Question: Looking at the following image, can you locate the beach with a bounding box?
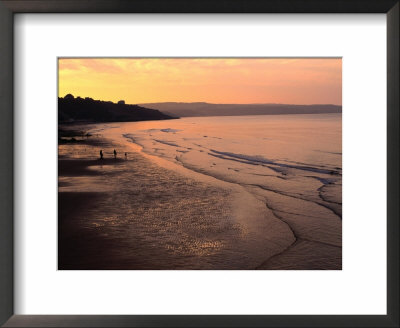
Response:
[59,115,342,270]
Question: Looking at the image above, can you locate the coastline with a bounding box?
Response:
[59,125,294,269]
[59,123,341,270]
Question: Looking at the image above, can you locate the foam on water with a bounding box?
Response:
[118,114,342,209]
[117,114,342,269]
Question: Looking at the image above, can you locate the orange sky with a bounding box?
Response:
[58,58,342,105]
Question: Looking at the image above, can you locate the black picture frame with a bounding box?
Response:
[0,1,398,327]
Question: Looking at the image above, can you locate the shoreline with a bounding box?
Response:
[58,124,341,270]
[58,127,293,269]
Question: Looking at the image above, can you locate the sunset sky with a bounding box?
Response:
[58,58,342,105]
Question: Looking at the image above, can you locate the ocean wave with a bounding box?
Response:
[154,139,180,147]
[209,149,340,175]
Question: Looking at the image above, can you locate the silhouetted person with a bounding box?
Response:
[125,152,127,160]
[100,150,103,160]
[114,149,117,159]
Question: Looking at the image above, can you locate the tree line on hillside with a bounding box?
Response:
[58,94,176,123]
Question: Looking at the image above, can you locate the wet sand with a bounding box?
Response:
[58,130,291,269]
[58,124,341,270]
[58,154,238,269]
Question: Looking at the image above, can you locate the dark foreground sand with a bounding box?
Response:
[58,155,238,269]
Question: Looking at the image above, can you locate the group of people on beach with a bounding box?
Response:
[99,149,128,160]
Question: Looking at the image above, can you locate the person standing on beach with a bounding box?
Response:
[114,149,117,159]
[100,150,103,160]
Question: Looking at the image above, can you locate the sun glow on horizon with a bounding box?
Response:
[58,58,342,105]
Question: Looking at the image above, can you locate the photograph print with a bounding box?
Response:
[58,58,342,270]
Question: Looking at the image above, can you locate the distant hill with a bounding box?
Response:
[139,102,342,117]
[58,95,176,123]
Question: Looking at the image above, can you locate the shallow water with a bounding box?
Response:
[59,114,342,269]
[119,114,341,199]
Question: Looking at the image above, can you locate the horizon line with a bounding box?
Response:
[59,94,342,107]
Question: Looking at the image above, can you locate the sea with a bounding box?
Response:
[59,113,342,269]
